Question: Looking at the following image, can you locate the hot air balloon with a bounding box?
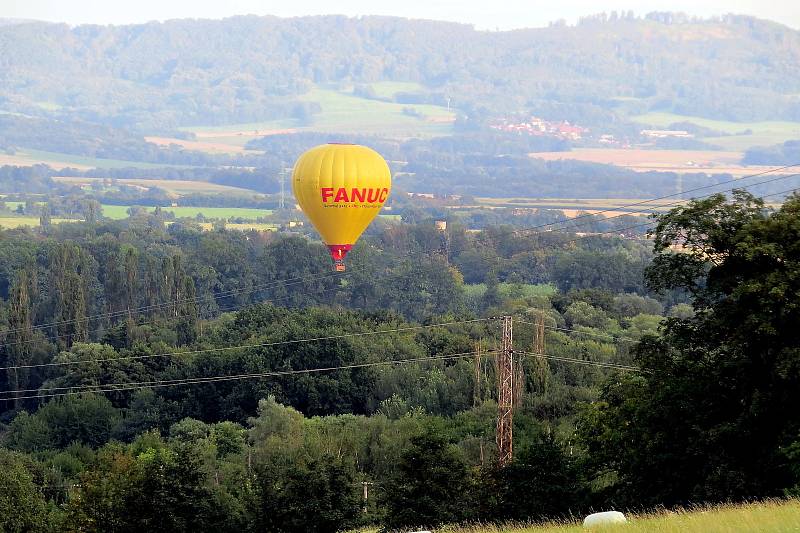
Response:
[292,144,392,271]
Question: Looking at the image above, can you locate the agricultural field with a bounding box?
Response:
[52,176,260,196]
[631,112,800,151]
[183,84,455,143]
[101,205,273,220]
[470,197,684,215]
[144,136,264,155]
[0,214,277,232]
[438,499,800,533]
[0,216,73,228]
[0,149,185,170]
[367,81,428,99]
[530,148,795,176]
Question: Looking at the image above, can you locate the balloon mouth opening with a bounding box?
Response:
[327,244,352,271]
[327,142,355,145]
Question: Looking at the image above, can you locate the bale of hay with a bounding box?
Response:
[583,511,627,527]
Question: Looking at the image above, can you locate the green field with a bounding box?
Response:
[464,283,557,300]
[365,81,427,99]
[185,85,455,138]
[101,205,273,220]
[632,112,800,150]
[53,176,260,196]
[0,214,277,232]
[438,499,800,533]
[0,149,188,170]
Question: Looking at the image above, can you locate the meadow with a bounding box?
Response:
[52,176,260,196]
[100,205,273,220]
[437,499,800,533]
[631,112,800,151]
[0,216,73,228]
[184,84,455,142]
[0,149,187,170]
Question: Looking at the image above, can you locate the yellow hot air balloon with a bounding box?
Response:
[292,143,392,271]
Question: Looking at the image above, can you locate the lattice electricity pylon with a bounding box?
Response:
[496,315,514,467]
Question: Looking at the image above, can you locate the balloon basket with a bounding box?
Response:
[334,261,346,272]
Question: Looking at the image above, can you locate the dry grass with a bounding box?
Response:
[529,148,794,177]
[144,136,264,155]
[52,176,258,196]
[439,499,800,533]
[0,217,74,228]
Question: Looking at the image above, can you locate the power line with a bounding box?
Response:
[509,163,800,235]
[1,168,796,348]
[4,182,795,352]
[0,269,346,338]
[0,318,494,373]
[9,350,499,400]
[0,273,349,351]
[519,171,800,238]
[517,351,642,372]
[541,185,800,248]
[516,321,638,343]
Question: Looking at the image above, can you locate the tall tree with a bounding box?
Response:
[580,192,800,505]
[5,270,33,409]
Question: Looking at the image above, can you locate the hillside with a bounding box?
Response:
[1,13,799,130]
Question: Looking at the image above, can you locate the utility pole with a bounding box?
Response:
[496,315,514,467]
[361,481,373,513]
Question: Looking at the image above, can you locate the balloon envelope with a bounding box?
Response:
[292,143,392,270]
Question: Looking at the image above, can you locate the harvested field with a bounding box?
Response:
[144,136,264,155]
[529,148,791,176]
[53,176,259,196]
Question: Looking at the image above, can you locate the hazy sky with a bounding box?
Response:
[3,0,799,30]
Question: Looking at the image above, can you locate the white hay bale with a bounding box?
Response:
[583,511,627,527]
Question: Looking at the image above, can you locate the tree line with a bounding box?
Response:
[0,192,797,530]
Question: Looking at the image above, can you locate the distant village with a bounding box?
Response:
[489,115,694,146]
[490,116,588,140]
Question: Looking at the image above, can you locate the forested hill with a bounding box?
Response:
[1,13,799,128]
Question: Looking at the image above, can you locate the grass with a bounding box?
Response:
[52,177,260,196]
[225,222,278,232]
[101,205,273,220]
[0,217,73,228]
[0,215,276,232]
[464,283,557,300]
[440,499,800,532]
[0,149,188,170]
[365,81,426,99]
[631,112,800,150]
[184,85,455,139]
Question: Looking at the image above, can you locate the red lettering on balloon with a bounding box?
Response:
[334,188,349,202]
[351,188,366,202]
[322,186,389,204]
